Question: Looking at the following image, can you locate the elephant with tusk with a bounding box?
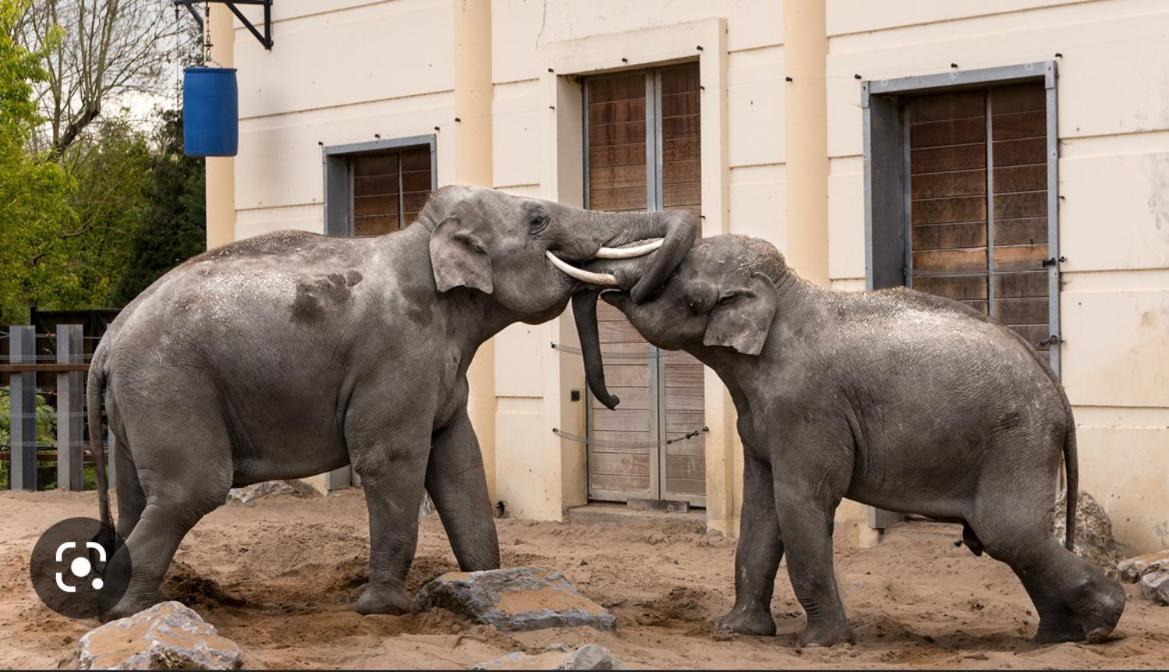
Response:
[571,233,1126,647]
[87,186,694,620]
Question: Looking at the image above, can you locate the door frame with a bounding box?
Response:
[861,60,1061,375]
[322,134,437,238]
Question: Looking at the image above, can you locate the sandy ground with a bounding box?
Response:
[1,489,1165,670]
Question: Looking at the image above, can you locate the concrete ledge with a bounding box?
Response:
[566,504,706,533]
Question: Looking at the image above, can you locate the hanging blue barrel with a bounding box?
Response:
[183,66,238,157]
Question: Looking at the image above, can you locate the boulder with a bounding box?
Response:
[78,601,243,670]
[1118,550,1169,583]
[1051,490,1122,576]
[413,568,616,632]
[227,479,319,505]
[1139,570,1169,606]
[471,644,623,670]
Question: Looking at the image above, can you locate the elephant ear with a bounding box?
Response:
[703,274,776,356]
[429,216,494,294]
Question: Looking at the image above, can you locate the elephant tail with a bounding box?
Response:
[1063,420,1078,552]
[87,341,113,534]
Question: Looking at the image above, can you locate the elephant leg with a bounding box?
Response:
[114,437,146,539]
[969,513,1125,643]
[350,422,432,615]
[426,411,500,571]
[773,471,855,647]
[102,410,232,621]
[716,450,782,636]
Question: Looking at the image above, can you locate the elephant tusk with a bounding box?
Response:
[546,251,619,286]
[595,238,664,259]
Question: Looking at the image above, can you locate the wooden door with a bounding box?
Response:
[905,82,1052,362]
[584,63,706,507]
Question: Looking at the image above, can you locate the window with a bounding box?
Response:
[324,137,435,237]
[584,62,706,508]
[864,63,1060,371]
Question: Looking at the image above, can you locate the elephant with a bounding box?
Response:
[86,185,696,620]
[568,233,1125,647]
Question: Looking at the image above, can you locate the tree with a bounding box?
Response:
[17,0,179,155]
[114,109,205,304]
[0,0,77,324]
[58,116,152,308]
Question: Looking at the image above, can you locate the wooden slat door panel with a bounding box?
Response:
[585,62,705,507]
[905,82,1051,363]
[350,145,432,236]
[586,71,654,501]
[989,84,1050,364]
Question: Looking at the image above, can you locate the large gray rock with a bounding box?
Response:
[1139,570,1169,605]
[1052,490,1122,576]
[471,644,623,670]
[1118,550,1169,583]
[78,601,243,670]
[413,568,616,632]
[227,479,319,505]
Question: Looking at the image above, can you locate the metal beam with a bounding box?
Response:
[173,0,273,50]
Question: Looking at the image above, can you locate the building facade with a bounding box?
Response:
[207,0,1169,552]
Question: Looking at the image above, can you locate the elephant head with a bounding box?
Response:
[420,186,697,322]
[573,234,788,408]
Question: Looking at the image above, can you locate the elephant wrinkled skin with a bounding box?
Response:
[87,186,695,620]
[578,234,1125,647]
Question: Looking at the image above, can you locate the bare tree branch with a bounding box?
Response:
[17,0,180,155]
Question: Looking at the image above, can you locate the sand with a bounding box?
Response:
[1,489,1165,669]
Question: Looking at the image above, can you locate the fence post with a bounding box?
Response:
[56,324,84,490]
[9,326,37,491]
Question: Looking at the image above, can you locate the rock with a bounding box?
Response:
[1118,550,1169,583]
[471,644,623,670]
[78,601,243,670]
[1051,490,1122,576]
[1139,570,1169,605]
[227,479,319,505]
[413,568,616,632]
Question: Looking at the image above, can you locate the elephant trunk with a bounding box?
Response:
[572,291,620,410]
[571,254,657,410]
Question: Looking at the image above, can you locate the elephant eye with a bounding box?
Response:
[528,213,549,234]
[718,292,737,306]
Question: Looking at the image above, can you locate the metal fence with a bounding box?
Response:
[1,324,114,491]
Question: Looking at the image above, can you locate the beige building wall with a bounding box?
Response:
[825,0,1169,552]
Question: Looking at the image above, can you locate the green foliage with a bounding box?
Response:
[59,117,153,307]
[114,110,206,304]
[0,0,77,324]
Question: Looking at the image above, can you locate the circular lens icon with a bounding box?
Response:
[30,517,131,620]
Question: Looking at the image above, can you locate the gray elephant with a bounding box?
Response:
[86,185,695,620]
[569,234,1125,647]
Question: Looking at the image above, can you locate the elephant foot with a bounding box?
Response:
[715,607,777,636]
[1079,585,1125,644]
[796,621,856,648]
[355,582,412,615]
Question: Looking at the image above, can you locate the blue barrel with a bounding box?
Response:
[183,67,238,157]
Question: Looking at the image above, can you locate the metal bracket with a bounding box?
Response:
[1041,256,1066,268]
[1037,335,1064,348]
[174,0,273,50]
